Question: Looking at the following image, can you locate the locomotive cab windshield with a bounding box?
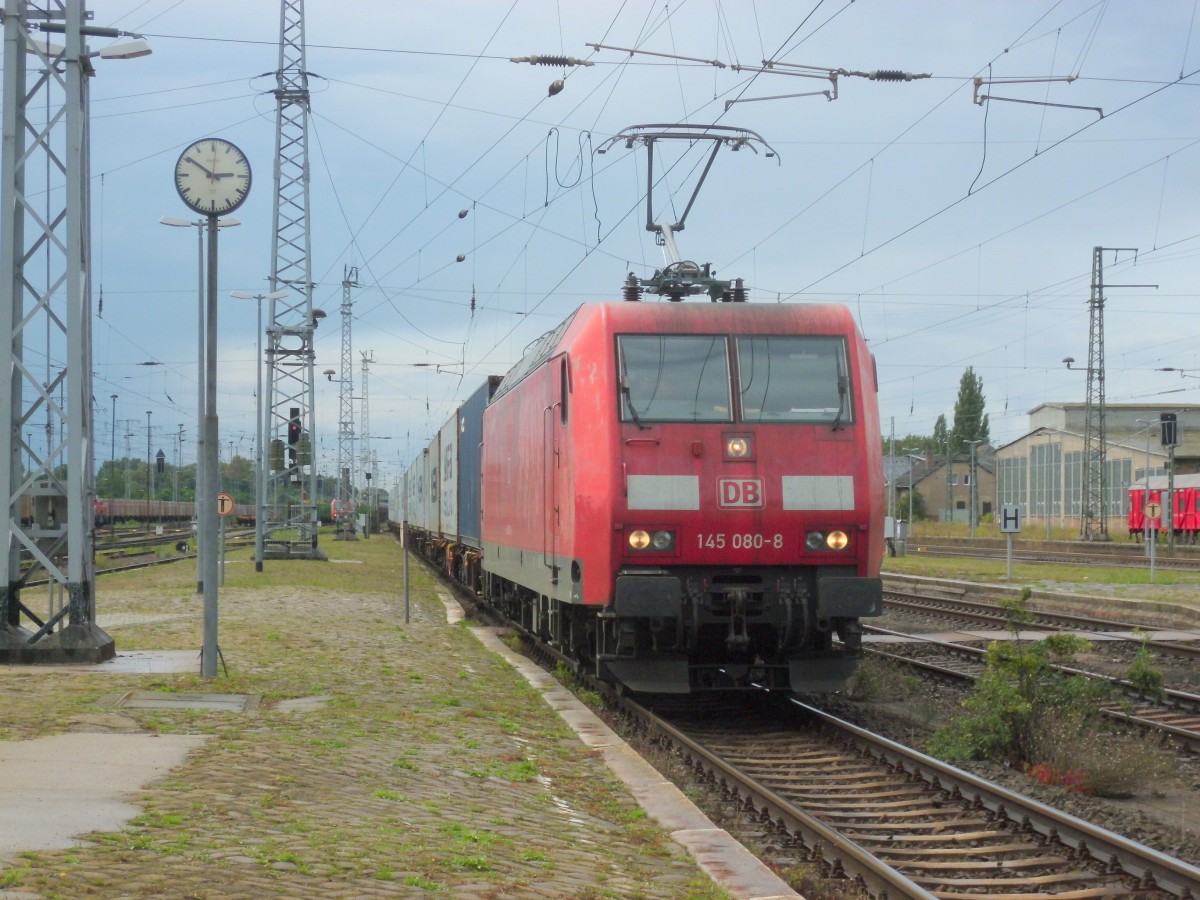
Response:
[618,333,852,425]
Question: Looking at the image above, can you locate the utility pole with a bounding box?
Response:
[337,267,357,538]
[967,439,983,538]
[944,431,953,523]
[360,351,372,535]
[262,0,324,560]
[0,2,147,661]
[146,411,153,503]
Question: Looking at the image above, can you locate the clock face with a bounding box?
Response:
[174,138,252,216]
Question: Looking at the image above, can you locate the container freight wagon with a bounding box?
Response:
[403,377,501,585]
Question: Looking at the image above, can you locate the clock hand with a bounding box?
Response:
[185,156,218,179]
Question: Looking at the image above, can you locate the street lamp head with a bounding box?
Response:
[97,39,152,60]
[160,215,241,228]
[1062,356,1075,369]
[230,289,289,301]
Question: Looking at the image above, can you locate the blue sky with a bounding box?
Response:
[68,0,1200,486]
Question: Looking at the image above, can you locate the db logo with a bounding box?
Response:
[718,478,764,509]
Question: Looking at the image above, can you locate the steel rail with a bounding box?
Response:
[883,588,1200,660]
[790,700,1200,897]
[404,543,1200,896]
[621,696,938,899]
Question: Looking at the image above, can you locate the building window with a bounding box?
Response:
[996,456,1027,509]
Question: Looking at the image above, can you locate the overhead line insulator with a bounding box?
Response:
[510,54,594,67]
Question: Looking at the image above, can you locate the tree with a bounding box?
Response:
[951,367,989,454]
[932,414,949,455]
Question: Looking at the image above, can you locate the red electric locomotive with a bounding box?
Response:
[403,123,883,694]
[477,300,883,693]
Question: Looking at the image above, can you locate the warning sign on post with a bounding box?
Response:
[217,492,235,517]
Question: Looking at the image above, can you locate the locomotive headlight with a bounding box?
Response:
[723,434,753,459]
[627,529,675,552]
[806,530,851,551]
[650,530,675,551]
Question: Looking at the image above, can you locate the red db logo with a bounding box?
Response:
[718,478,764,509]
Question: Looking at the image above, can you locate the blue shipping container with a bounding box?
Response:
[457,375,502,549]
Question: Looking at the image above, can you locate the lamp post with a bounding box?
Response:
[231,289,288,572]
[1135,418,1158,556]
[109,395,118,537]
[162,215,240,591]
[175,424,183,504]
[124,431,134,499]
[895,453,924,545]
[1044,429,1054,541]
[145,410,152,508]
[966,439,983,538]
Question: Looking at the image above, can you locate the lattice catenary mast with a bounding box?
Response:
[0,1,146,661]
[1079,246,1152,541]
[262,0,323,559]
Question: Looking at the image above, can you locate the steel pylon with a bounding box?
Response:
[262,0,324,560]
[0,0,114,661]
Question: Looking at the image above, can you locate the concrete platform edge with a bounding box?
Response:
[437,591,800,900]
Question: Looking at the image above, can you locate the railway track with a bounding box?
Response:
[865,625,1200,754]
[882,586,1200,662]
[909,537,1200,572]
[418,550,1200,897]
[631,694,1200,897]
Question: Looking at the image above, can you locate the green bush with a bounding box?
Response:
[927,590,1112,766]
[1123,635,1165,701]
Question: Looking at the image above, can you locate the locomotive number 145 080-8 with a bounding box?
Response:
[696,532,784,550]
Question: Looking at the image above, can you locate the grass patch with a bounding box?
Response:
[0,531,728,897]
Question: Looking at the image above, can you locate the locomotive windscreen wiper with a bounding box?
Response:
[831,376,848,431]
[619,370,651,430]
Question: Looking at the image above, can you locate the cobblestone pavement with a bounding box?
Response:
[0,539,728,898]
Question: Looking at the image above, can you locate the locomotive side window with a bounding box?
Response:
[618,335,732,423]
[737,336,852,424]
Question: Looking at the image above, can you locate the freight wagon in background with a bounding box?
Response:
[93,498,255,527]
[1127,473,1200,543]
[402,301,885,695]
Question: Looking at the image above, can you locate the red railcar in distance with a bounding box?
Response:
[476,301,883,693]
[1128,474,1200,544]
